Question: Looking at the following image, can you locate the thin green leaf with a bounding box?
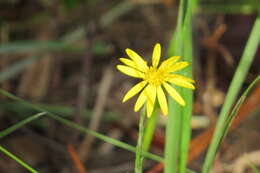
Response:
[165,0,191,172]
[0,145,39,173]
[0,112,46,138]
[0,101,117,122]
[0,56,42,82]
[179,1,196,172]
[0,88,163,163]
[202,15,260,173]
[220,76,260,151]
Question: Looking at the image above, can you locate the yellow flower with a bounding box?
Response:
[117,43,195,117]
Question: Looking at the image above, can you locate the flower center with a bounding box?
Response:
[144,67,166,86]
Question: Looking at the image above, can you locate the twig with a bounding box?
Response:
[71,22,96,142]
[67,144,88,173]
[78,65,113,160]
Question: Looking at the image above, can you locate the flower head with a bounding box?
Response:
[117,43,195,117]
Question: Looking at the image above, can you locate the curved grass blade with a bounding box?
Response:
[220,76,260,150]
[0,88,163,163]
[0,56,42,82]
[0,112,46,138]
[0,145,39,173]
[202,15,260,173]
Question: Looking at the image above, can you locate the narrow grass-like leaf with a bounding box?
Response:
[249,159,260,173]
[179,1,197,172]
[0,56,42,82]
[0,89,163,162]
[202,15,260,173]
[0,41,82,54]
[165,99,182,173]
[165,0,189,172]
[0,145,39,173]
[135,108,146,173]
[0,101,117,122]
[100,1,135,28]
[199,4,260,14]
[219,76,260,151]
[0,112,46,138]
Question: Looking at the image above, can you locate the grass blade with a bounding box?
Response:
[0,88,163,163]
[0,56,42,82]
[220,76,260,150]
[202,15,260,173]
[0,145,39,173]
[165,0,193,172]
[0,112,46,138]
[179,1,197,172]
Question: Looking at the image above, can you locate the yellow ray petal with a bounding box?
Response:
[134,89,147,112]
[119,58,137,69]
[157,85,168,115]
[145,85,157,117]
[117,65,144,78]
[168,62,189,72]
[163,82,185,106]
[152,43,161,68]
[167,78,195,89]
[159,56,180,70]
[126,48,148,72]
[123,81,147,102]
[169,74,195,83]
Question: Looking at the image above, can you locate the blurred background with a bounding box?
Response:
[0,0,259,173]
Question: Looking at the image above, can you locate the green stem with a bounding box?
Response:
[143,108,158,152]
[0,146,39,173]
[135,108,146,173]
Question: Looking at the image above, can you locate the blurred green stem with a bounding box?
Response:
[0,146,39,173]
[143,107,158,152]
[135,108,146,173]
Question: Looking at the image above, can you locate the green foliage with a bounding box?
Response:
[165,0,196,173]
[202,15,260,173]
[0,89,163,163]
[0,146,39,173]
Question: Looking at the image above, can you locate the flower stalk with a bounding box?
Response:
[135,108,146,173]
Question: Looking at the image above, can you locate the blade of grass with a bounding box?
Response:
[202,15,260,173]
[0,112,46,138]
[249,158,260,173]
[0,88,163,163]
[0,56,42,82]
[165,99,182,173]
[179,1,197,172]
[0,145,39,173]
[220,76,260,149]
[0,101,117,122]
[0,41,82,54]
[165,0,189,172]
[135,108,146,173]
[199,4,260,14]
[99,0,135,28]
